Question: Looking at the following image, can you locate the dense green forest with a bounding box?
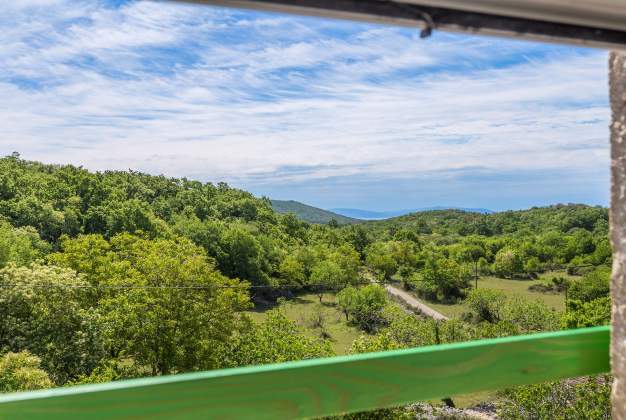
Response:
[0,154,612,418]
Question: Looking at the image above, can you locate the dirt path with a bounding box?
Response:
[384,284,449,321]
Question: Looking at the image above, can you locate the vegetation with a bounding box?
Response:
[0,155,613,418]
[271,199,360,225]
[0,352,52,393]
[499,376,611,420]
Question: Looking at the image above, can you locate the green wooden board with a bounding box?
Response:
[0,326,610,419]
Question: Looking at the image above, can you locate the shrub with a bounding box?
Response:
[465,289,507,323]
[499,376,611,420]
[0,351,52,393]
[568,267,610,303]
[562,297,611,329]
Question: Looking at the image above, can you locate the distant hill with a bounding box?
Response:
[271,200,361,225]
[331,206,494,220]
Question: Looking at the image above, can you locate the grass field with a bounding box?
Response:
[415,271,574,319]
[247,292,364,355]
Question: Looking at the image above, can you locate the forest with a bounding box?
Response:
[0,154,612,419]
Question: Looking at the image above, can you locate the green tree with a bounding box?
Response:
[0,264,105,384]
[0,222,50,268]
[220,225,269,286]
[337,285,388,332]
[412,257,470,301]
[278,254,306,286]
[493,247,524,277]
[365,242,398,281]
[92,235,251,375]
[523,256,542,274]
[310,260,343,302]
[337,286,358,321]
[568,267,610,303]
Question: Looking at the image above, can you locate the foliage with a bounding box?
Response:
[220,309,333,367]
[0,155,613,417]
[365,242,398,281]
[465,289,507,323]
[562,297,611,329]
[337,285,388,332]
[270,200,359,225]
[493,247,524,277]
[0,351,53,393]
[568,267,611,303]
[0,221,50,268]
[499,376,611,420]
[52,234,251,376]
[412,256,470,302]
[0,264,105,384]
[465,290,558,333]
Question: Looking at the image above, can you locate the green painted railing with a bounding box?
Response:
[0,326,610,419]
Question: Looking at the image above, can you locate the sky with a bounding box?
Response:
[0,0,611,212]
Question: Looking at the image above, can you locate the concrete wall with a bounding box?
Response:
[610,51,626,419]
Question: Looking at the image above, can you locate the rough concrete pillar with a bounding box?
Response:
[610,51,626,420]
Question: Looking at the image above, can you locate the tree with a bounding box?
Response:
[337,285,388,332]
[365,242,398,281]
[524,256,542,274]
[91,235,251,376]
[348,285,388,332]
[493,247,524,277]
[0,222,50,268]
[568,267,610,303]
[309,260,343,302]
[337,286,358,321]
[220,225,269,286]
[344,226,371,259]
[328,244,361,288]
[456,243,486,288]
[0,351,52,393]
[278,254,306,286]
[0,264,105,384]
[412,257,470,301]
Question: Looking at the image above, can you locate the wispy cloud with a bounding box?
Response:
[0,0,609,210]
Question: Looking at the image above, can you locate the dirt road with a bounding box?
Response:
[384,284,449,321]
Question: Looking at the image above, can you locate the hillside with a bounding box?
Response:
[331,206,493,220]
[361,205,608,237]
[271,199,360,225]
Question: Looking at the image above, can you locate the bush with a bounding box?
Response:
[499,376,611,420]
[562,297,611,329]
[0,351,52,393]
[568,267,610,303]
[465,289,507,323]
[464,291,558,332]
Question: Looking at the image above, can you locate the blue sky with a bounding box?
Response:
[1,0,610,211]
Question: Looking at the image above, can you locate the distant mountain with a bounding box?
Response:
[331,206,494,220]
[271,200,361,225]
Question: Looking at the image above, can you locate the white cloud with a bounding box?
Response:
[0,0,609,205]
